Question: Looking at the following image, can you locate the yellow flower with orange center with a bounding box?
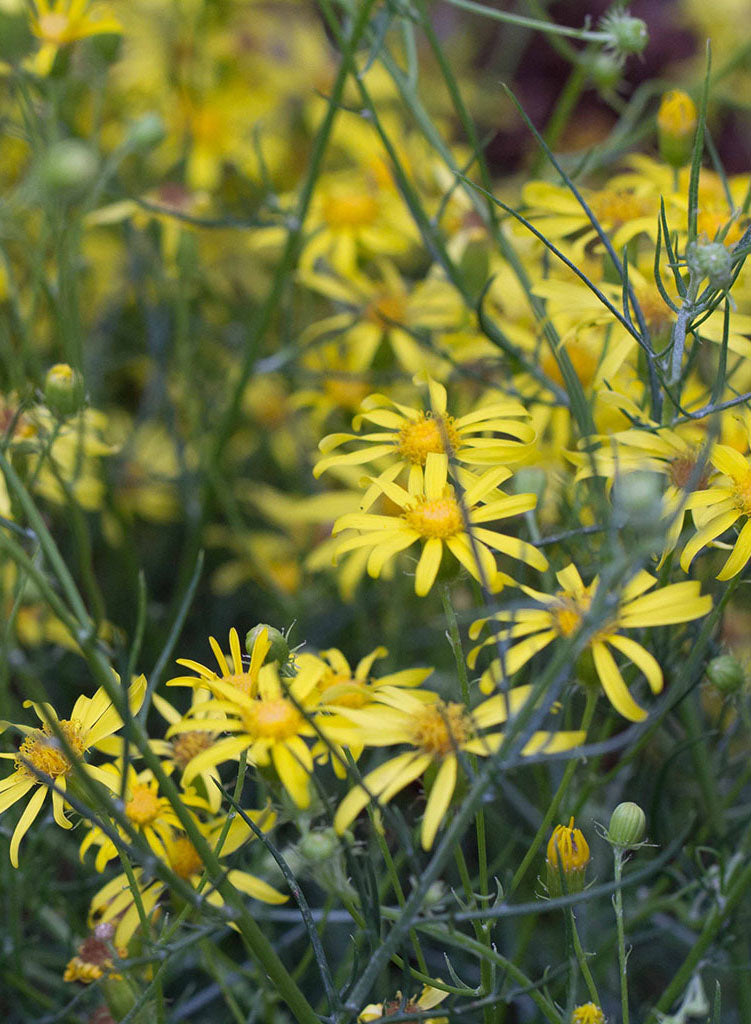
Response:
[331,452,547,596]
[315,376,535,504]
[470,563,711,721]
[333,686,584,849]
[0,676,146,866]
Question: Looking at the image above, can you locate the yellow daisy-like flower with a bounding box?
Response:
[359,984,449,1023]
[298,260,464,375]
[470,564,712,721]
[168,658,329,809]
[79,763,209,872]
[680,427,751,580]
[333,686,585,849]
[0,675,146,866]
[29,0,122,76]
[296,645,433,777]
[90,811,285,949]
[166,626,272,700]
[314,376,535,500]
[331,452,547,596]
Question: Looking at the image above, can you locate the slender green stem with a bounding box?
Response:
[510,690,598,895]
[613,850,630,1024]
[568,908,599,1006]
[374,827,429,975]
[442,0,609,41]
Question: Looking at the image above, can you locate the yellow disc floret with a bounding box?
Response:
[242,698,303,740]
[571,1003,606,1024]
[546,816,590,874]
[125,784,161,826]
[397,413,461,465]
[411,701,470,758]
[15,719,85,781]
[403,493,463,539]
[168,836,204,879]
[733,469,751,516]
[172,731,214,770]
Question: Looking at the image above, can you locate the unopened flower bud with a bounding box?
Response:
[44,363,85,418]
[706,653,745,694]
[600,9,648,59]
[657,90,697,168]
[589,51,623,93]
[298,829,338,864]
[40,140,98,199]
[545,817,590,897]
[245,623,290,666]
[687,239,733,291]
[607,801,646,848]
[125,113,166,151]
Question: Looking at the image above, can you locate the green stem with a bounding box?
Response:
[568,908,599,1006]
[613,851,630,1024]
[510,690,597,895]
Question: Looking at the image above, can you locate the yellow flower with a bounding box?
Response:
[298,260,464,375]
[296,645,433,777]
[166,626,272,700]
[571,1004,606,1024]
[168,657,329,810]
[546,816,590,895]
[0,675,146,866]
[90,811,285,949]
[79,763,210,872]
[29,0,122,76]
[681,425,751,580]
[470,564,712,720]
[314,376,535,500]
[359,984,449,1023]
[333,686,584,849]
[330,452,547,596]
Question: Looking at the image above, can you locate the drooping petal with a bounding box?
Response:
[422,755,457,850]
[592,642,647,722]
[10,786,47,867]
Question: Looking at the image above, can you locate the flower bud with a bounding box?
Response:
[687,239,733,291]
[545,817,590,897]
[39,140,98,199]
[245,623,290,666]
[607,801,646,848]
[706,653,745,694]
[599,9,648,59]
[589,51,623,93]
[298,829,338,864]
[657,90,697,168]
[44,363,85,419]
[571,1004,605,1024]
[125,113,166,152]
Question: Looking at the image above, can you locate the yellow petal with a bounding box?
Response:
[591,642,647,722]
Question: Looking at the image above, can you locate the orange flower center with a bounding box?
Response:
[172,731,214,769]
[368,292,407,326]
[241,698,303,740]
[15,719,85,781]
[411,701,470,758]
[668,453,709,490]
[403,494,463,539]
[125,784,161,826]
[397,413,461,465]
[323,193,378,228]
[553,594,592,637]
[168,836,204,879]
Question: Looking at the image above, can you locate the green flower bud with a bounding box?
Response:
[687,239,733,291]
[600,8,649,58]
[607,801,646,848]
[589,51,623,93]
[44,363,85,419]
[126,113,166,151]
[245,623,290,666]
[40,140,98,200]
[298,829,338,864]
[706,653,745,694]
